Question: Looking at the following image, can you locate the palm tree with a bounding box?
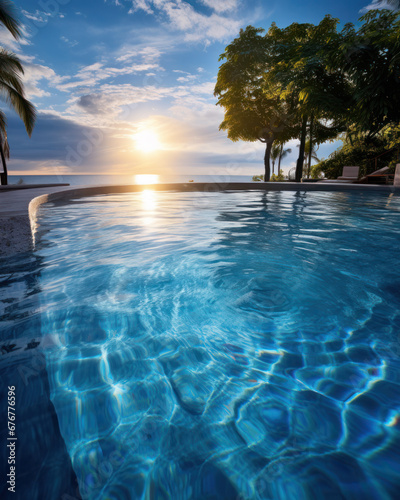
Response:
[0,1,36,185]
[271,143,292,175]
[303,140,320,178]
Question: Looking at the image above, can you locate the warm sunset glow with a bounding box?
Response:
[134,130,161,152]
[134,174,159,185]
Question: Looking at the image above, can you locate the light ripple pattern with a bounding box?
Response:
[35,190,400,499]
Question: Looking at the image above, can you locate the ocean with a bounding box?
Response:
[8,174,255,186]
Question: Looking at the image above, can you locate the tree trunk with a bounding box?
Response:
[277,143,283,175]
[308,114,314,178]
[0,141,7,186]
[295,115,308,182]
[264,140,273,182]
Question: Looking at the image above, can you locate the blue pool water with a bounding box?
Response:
[2,190,400,499]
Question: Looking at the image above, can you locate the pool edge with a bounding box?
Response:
[0,182,398,258]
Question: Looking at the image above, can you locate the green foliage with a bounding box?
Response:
[332,9,400,137]
[0,0,21,39]
[252,170,286,182]
[215,26,288,143]
[215,16,352,181]
[312,132,399,179]
[270,170,286,181]
[0,0,36,185]
[216,9,400,182]
[310,164,325,179]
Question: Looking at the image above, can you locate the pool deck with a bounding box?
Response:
[0,181,399,258]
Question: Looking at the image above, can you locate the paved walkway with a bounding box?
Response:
[0,185,72,217]
[0,185,74,257]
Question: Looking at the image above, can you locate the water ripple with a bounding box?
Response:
[29,190,400,499]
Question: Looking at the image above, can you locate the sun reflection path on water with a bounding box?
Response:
[139,189,157,227]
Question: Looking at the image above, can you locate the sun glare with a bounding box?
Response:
[134,130,161,153]
[134,174,159,185]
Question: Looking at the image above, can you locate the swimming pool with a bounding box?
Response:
[2,189,400,499]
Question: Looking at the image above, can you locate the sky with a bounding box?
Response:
[0,0,385,178]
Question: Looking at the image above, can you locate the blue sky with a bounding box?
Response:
[1,0,381,177]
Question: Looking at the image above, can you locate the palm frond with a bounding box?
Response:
[0,49,25,94]
[0,108,6,135]
[0,48,24,74]
[280,147,292,159]
[0,110,9,159]
[0,81,36,136]
[0,0,21,40]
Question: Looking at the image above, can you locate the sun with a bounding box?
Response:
[134,129,161,153]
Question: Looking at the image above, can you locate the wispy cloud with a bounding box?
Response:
[55,60,163,92]
[116,46,161,63]
[199,0,239,13]
[0,26,31,51]
[127,0,241,43]
[20,63,67,99]
[60,36,79,47]
[361,0,398,11]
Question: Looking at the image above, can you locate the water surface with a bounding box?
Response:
[12,190,400,498]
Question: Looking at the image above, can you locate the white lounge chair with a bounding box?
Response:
[394,164,400,186]
[337,166,360,181]
[318,166,360,183]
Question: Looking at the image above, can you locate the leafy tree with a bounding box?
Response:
[216,17,351,182]
[214,26,298,182]
[0,0,36,185]
[332,9,400,139]
[266,16,352,181]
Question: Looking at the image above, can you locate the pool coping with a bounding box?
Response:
[1,182,399,258]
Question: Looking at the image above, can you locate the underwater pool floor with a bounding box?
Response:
[1,190,400,499]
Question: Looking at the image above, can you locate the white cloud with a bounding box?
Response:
[128,0,154,14]
[189,81,216,95]
[60,36,79,47]
[21,63,67,99]
[59,78,217,131]
[128,0,241,43]
[177,74,198,82]
[21,9,51,23]
[361,0,398,10]
[0,27,31,51]
[64,84,179,123]
[116,46,161,63]
[18,54,37,63]
[56,60,163,92]
[199,0,239,13]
